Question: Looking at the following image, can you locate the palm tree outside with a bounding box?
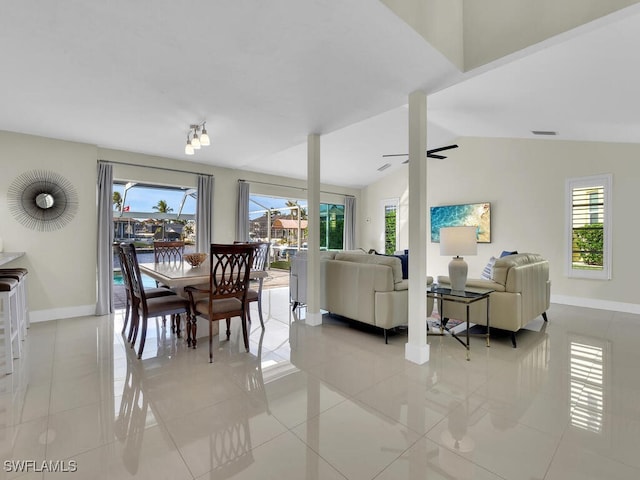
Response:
[152,200,173,240]
[285,200,299,219]
[113,191,123,212]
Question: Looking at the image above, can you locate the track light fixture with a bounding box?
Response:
[185,122,210,155]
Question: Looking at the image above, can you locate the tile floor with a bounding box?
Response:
[1,287,639,479]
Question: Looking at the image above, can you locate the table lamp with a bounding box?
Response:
[440,226,477,292]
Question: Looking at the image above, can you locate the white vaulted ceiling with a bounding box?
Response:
[1,1,640,188]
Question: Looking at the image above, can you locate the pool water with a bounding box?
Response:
[113,271,157,289]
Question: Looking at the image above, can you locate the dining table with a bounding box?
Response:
[138,260,267,345]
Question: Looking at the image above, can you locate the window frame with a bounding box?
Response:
[381,198,399,255]
[565,174,612,280]
[319,203,345,251]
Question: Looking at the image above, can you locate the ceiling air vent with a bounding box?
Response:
[377,163,391,172]
[531,130,557,136]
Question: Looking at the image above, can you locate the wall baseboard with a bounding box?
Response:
[27,295,640,325]
[30,305,96,323]
[551,294,640,315]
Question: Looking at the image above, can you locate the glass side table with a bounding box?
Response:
[427,285,494,360]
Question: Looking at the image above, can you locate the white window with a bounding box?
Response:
[382,198,399,255]
[565,174,612,280]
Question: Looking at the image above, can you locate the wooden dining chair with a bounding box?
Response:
[115,244,176,342]
[152,240,185,329]
[153,241,185,264]
[231,242,270,330]
[185,244,254,363]
[120,243,192,359]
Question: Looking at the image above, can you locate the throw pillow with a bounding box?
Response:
[393,253,409,279]
[481,256,497,280]
[500,250,518,258]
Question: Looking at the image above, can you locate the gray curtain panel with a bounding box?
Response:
[196,174,214,252]
[236,180,250,242]
[344,195,356,251]
[96,161,113,315]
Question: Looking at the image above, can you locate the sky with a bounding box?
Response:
[112,184,304,219]
[249,195,307,219]
[113,184,196,215]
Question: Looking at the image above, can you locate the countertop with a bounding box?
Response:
[0,252,25,266]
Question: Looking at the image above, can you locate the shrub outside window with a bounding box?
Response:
[566,174,612,280]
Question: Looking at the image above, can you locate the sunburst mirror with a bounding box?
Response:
[7,170,79,231]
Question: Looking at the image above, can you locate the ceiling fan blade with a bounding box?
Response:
[392,153,447,160]
[383,144,459,159]
[426,144,458,155]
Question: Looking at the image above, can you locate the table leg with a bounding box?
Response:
[190,315,198,348]
[186,313,192,347]
[465,303,470,361]
[486,296,491,347]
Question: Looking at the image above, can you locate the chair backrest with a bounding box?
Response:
[251,242,270,272]
[233,241,270,271]
[115,244,132,294]
[208,244,254,311]
[121,242,149,310]
[153,241,184,263]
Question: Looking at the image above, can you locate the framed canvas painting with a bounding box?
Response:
[430,202,491,243]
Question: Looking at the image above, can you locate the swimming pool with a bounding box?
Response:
[113,271,157,288]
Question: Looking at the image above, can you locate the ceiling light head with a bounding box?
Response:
[200,123,210,146]
[192,132,201,149]
[185,137,194,155]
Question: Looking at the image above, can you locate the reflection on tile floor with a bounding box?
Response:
[1,288,639,479]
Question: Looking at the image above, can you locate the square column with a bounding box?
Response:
[405,91,430,364]
[306,133,322,326]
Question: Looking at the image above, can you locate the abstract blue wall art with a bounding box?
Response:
[430,202,491,243]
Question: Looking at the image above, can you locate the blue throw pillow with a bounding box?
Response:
[500,250,518,258]
[393,254,409,279]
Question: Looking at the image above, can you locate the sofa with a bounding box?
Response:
[321,251,434,342]
[436,253,550,347]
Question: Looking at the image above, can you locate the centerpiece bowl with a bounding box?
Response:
[184,253,208,267]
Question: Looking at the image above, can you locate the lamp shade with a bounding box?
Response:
[440,226,477,257]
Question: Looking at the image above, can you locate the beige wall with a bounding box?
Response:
[0,132,358,321]
[0,132,98,320]
[381,0,464,70]
[463,0,640,70]
[361,136,640,312]
[382,0,640,71]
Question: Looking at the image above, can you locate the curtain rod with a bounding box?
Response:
[98,159,213,177]
[239,178,354,198]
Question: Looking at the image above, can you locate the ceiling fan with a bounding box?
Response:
[383,144,459,162]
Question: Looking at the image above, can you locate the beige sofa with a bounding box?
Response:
[436,253,550,347]
[321,252,433,343]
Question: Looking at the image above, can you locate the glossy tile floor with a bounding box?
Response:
[2,288,639,479]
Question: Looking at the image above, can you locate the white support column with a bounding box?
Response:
[405,91,430,364]
[306,133,322,326]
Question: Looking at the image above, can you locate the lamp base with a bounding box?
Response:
[448,256,468,292]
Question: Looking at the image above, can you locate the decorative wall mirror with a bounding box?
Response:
[7,170,79,231]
